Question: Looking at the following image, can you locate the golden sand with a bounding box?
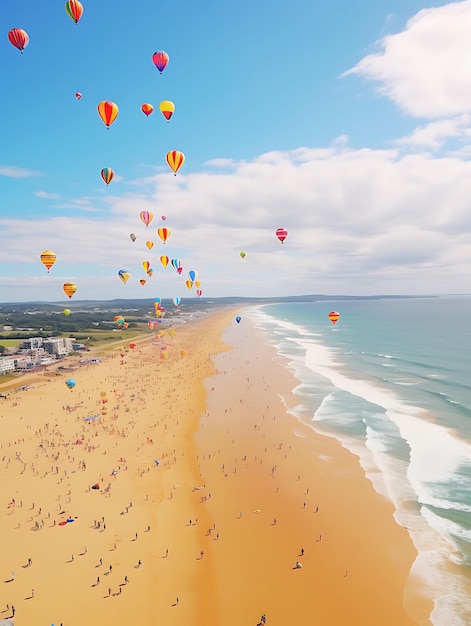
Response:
[0,309,432,625]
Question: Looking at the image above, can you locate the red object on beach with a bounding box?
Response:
[58,521,67,526]
[129,343,136,349]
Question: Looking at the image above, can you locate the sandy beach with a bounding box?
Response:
[0,308,433,625]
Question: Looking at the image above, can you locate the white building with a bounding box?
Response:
[43,337,74,357]
[0,358,16,374]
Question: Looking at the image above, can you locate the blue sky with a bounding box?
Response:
[2,0,471,302]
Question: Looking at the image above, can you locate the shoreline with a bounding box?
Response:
[0,308,432,624]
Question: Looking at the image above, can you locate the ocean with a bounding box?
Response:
[246,296,471,626]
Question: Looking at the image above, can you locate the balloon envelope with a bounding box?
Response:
[276,227,288,244]
[160,100,175,121]
[118,269,130,283]
[65,0,84,23]
[97,101,119,128]
[63,282,77,298]
[166,151,185,175]
[158,227,170,243]
[146,241,154,250]
[63,309,71,316]
[101,167,114,185]
[328,311,340,324]
[236,316,241,324]
[173,297,181,307]
[140,211,153,227]
[75,92,82,100]
[40,250,56,272]
[130,233,137,242]
[240,251,246,259]
[65,378,76,389]
[152,51,169,73]
[141,103,154,117]
[8,28,29,52]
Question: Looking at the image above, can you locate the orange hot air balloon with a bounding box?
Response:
[166,151,185,175]
[158,227,170,244]
[8,28,29,53]
[65,0,84,24]
[40,250,57,273]
[186,280,193,290]
[63,282,77,299]
[146,241,154,250]
[160,100,175,122]
[140,211,153,227]
[328,311,340,324]
[97,101,119,128]
[140,279,147,286]
[141,103,154,117]
[101,167,114,185]
[195,280,201,288]
[160,255,169,268]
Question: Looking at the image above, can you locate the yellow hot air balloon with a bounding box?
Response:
[97,100,119,128]
[166,150,185,175]
[240,251,246,259]
[63,308,71,316]
[40,250,57,273]
[63,282,77,299]
[142,261,151,273]
[146,241,154,250]
[160,100,175,122]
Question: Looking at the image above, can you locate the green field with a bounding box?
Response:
[0,338,23,348]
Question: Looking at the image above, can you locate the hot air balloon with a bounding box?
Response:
[196,289,202,297]
[160,100,175,122]
[63,309,71,316]
[140,279,147,286]
[75,92,82,100]
[65,0,83,24]
[101,167,114,185]
[130,233,137,242]
[173,296,181,307]
[129,343,136,349]
[146,241,154,250]
[161,215,167,221]
[141,103,154,117]
[97,101,119,128]
[142,261,151,273]
[328,311,340,325]
[8,28,29,53]
[188,270,196,282]
[276,227,288,244]
[158,227,170,244]
[140,211,153,227]
[147,268,153,278]
[235,316,241,324]
[152,51,169,73]
[166,151,185,176]
[40,250,57,273]
[65,378,76,389]
[118,269,130,283]
[195,280,201,288]
[63,282,77,298]
[160,256,169,268]
[185,280,193,290]
[240,251,246,259]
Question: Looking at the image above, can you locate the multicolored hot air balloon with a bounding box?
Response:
[240,251,246,259]
[140,211,153,227]
[65,0,84,24]
[173,297,181,307]
[40,250,57,273]
[8,28,29,53]
[275,227,288,244]
[142,261,151,273]
[160,256,169,268]
[328,311,340,325]
[166,151,185,175]
[196,289,202,297]
[152,51,169,73]
[75,92,82,100]
[97,101,119,128]
[158,227,170,244]
[141,103,154,117]
[160,100,175,122]
[63,282,77,298]
[101,167,114,185]
[118,269,130,284]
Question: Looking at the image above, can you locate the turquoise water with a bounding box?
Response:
[247,296,471,626]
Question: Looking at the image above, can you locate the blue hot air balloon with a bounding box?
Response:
[66,378,76,390]
[235,316,241,324]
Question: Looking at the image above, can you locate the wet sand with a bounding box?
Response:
[0,308,432,625]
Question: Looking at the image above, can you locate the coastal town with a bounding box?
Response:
[0,335,89,375]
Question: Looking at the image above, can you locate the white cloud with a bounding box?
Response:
[0,165,41,178]
[1,144,471,300]
[396,115,471,149]
[343,1,471,119]
[35,191,61,199]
